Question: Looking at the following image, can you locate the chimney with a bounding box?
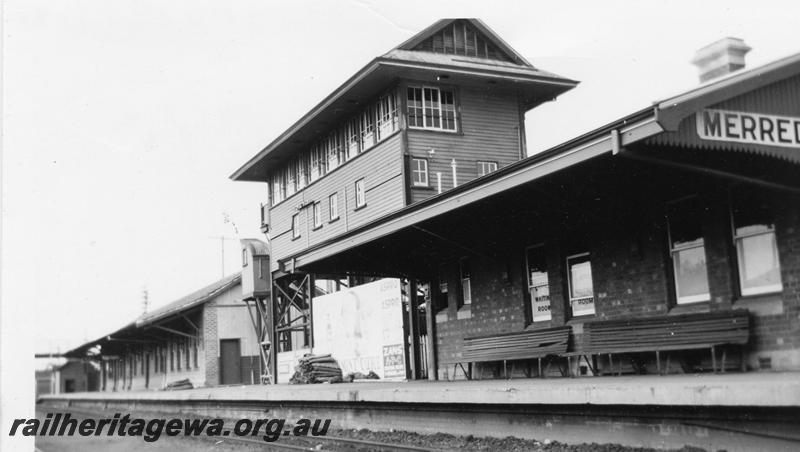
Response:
[691,37,751,83]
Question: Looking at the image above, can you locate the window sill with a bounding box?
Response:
[733,293,783,316]
[291,235,301,241]
[408,126,461,136]
[354,204,367,212]
[456,305,471,320]
[412,184,435,191]
[328,217,340,224]
[311,225,323,232]
[668,302,711,316]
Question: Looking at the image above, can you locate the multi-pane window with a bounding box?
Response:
[329,193,339,221]
[477,161,498,177]
[296,156,308,190]
[411,158,429,187]
[346,118,361,157]
[407,86,457,131]
[377,93,398,140]
[667,197,710,304]
[291,214,300,239]
[459,258,472,306]
[355,179,366,208]
[567,253,596,316]
[268,89,401,207]
[526,245,551,322]
[326,133,340,172]
[271,172,286,205]
[360,109,376,150]
[312,202,322,229]
[286,162,297,197]
[730,188,783,296]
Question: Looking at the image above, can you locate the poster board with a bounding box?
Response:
[312,278,406,380]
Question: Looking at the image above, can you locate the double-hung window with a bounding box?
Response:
[407,86,457,131]
[730,188,783,296]
[567,253,595,316]
[329,193,339,221]
[291,214,300,239]
[312,202,322,229]
[411,158,429,187]
[355,178,366,208]
[526,245,551,322]
[667,197,710,304]
[477,161,498,177]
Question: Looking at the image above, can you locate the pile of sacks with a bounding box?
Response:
[289,354,342,384]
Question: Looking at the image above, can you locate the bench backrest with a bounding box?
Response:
[582,310,750,351]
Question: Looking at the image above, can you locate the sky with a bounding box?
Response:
[3,0,800,375]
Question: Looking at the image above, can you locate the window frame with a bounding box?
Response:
[666,196,711,305]
[291,213,301,239]
[328,193,339,221]
[406,85,458,132]
[566,252,596,317]
[729,188,783,297]
[411,158,429,187]
[354,178,366,209]
[459,258,472,307]
[477,161,498,177]
[525,244,551,322]
[242,248,248,267]
[312,202,322,229]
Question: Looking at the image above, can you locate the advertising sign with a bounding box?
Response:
[312,278,406,380]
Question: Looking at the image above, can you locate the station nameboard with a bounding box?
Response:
[696,108,800,149]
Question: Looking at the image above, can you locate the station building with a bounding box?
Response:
[64,250,267,390]
[232,20,800,380]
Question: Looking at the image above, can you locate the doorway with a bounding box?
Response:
[219,339,242,385]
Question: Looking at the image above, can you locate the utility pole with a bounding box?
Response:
[207,236,237,278]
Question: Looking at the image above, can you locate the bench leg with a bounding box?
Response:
[656,351,661,375]
[721,348,727,373]
[711,346,717,373]
[581,354,595,375]
[665,353,671,375]
[503,360,508,379]
[538,358,543,378]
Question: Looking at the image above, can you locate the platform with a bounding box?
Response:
[41,372,800,407]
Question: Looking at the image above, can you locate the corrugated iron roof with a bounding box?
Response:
[136,273,241,327]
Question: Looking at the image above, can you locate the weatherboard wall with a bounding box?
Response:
[268,133,405,272]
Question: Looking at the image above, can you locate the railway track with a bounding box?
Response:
[36,406,442,452]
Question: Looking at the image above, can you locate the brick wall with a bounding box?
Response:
[432,185,800,376]
[203,301,219,386]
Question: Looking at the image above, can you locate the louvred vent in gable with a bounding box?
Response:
[412,20,514,62]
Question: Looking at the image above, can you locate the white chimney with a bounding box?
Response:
[691,37,751,83]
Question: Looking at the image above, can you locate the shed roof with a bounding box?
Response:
[136,272,241,327]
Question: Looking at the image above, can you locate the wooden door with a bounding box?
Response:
[219,339,242,385]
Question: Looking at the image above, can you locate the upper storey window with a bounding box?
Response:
[267,90,399,207]
[407,86,457,132]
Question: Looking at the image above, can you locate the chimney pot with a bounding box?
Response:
[691,37,751,83]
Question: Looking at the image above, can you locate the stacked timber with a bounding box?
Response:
[163,378,193,390]
[289,354,343,384]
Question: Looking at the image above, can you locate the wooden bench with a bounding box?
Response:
[563,310,750,376]
[453,326,571,379]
